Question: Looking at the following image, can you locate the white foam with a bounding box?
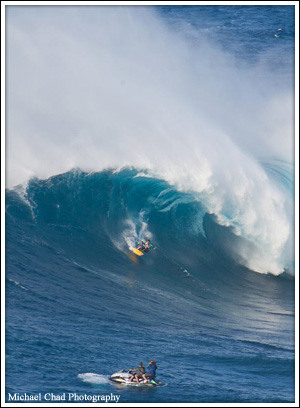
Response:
[8,279,28,291]
[77,373,109,384]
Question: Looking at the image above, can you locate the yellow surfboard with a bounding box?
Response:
[131,248,144,256]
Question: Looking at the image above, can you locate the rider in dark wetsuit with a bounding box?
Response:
[137,239,156,253]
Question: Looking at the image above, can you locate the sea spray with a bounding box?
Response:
[6,6,294,274]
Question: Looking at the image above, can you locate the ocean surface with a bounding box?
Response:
[5,5,295,404]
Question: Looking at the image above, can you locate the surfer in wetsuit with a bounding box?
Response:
[128,362,147,383]
[137,239,156,253]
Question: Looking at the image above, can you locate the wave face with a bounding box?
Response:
[5,169,295,402]
[7,166,294,276]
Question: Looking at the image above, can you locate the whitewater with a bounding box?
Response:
[6,5,295,275]
[5,4,295,404]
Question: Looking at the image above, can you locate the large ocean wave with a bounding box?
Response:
[5,6,294,276]
[6,166,294,277]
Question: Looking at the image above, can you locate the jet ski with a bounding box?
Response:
[109,370,163,386]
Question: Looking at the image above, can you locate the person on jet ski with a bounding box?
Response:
[137,239,156,253]
[128,362,147,383]
[144,360,157,381]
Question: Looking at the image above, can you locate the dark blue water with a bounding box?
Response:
[5,5,295,404]
[158,5,295,66]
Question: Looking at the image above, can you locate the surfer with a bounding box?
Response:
[137,239,156,253]
[128,362,147,383]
